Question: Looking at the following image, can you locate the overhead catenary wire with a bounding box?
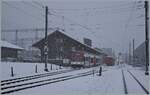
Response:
[3,1,44,24]
[3,1,140,40]
[32,1,142,33]
[2,27,58,32]
[3,1,145,51]
[43,2,134,11]
[3,1,143,34]
[123,0,146,53]
[40,4,100,46]
[9,1,142,33]
[45,3,138,16]
[32,1,57,15]
[124,0,137,33]
[128,1,145,28]
[51,12,99,42]
[3,1,143,27]
[21,1,45,16]
[118,0,137,52]
[31,1,136,19]
[21,1,53,23]
[32,1,45,8]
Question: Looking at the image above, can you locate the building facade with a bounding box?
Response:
[33,30,103,67]
[134,42,146,66]
[1,40,23,61]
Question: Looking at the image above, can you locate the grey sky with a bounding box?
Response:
[1,0,146,54]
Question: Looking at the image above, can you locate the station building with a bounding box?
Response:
[33,30,103,67]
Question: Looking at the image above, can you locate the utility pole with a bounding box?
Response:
[44,6,49,72]
[129,42,131,64]
[125,51,128,64]
[62,16,65,32]
[35,28,38,42]
[31,39,33,62]
[15,30,18,45]
[145,1,149,75]
[118,52,121,65]
[132,39,135,65]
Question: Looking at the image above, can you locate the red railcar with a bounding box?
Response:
[70,51,84,68]
[71,51,84,61]
[70,51,98,68]
[103,56,115,66]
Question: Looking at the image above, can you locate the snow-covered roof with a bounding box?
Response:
[58,30,103,54]
[33,30,102,54]
[1,40,24,50]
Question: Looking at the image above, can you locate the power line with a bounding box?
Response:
[47,4,143,33]
[44,7,99,44]
[3,1,143,39]
[48,4,137,16]
[126,1,145,29]
[44,9,94,32]
[3,1,44,23]
[32,1,57,15]
[30,1,141,33]
[45,2,134,11]
[53,14,99,44]
[21,1,44,16]
[32,1,138,16]
[31,1,130,44]
[122,1,137,54]
[124,1,137,33]
[21,1,53,23]
[26,4,93,33]
[32,1,45,8]
[2,27,58,32]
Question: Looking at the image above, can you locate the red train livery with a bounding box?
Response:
[103,56,115,66]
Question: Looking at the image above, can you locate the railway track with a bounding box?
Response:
[1,69,76,86]
[122,69,149,94]
[127,70,149,94]
[1,70,97,94]
[121,70,128,94]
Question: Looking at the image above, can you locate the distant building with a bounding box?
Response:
[33,30,103,67]
[95,47,108,65]
[100,48,116,65]
[20,48,41,62]
[101,48,114,57]
[1,40,24,61]
[83,38,92,47]
[119,53,128,64]
[94,47,102,53]
[134,42,146,66]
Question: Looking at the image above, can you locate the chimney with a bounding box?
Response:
[83,38,92,47]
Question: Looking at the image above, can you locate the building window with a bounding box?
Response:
[56,38,63,43]
[85,57,89,61]
[91,58,94,63]
[72,47,76,51]
[60,47,63,51]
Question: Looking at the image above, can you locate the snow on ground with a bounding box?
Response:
[123,70,145,94]
[1,62,149,95]
[129,70,149,90]
[2,67,97,89]
[1,62,70,80]
[124,64,149,91]
[7,66,125,95]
